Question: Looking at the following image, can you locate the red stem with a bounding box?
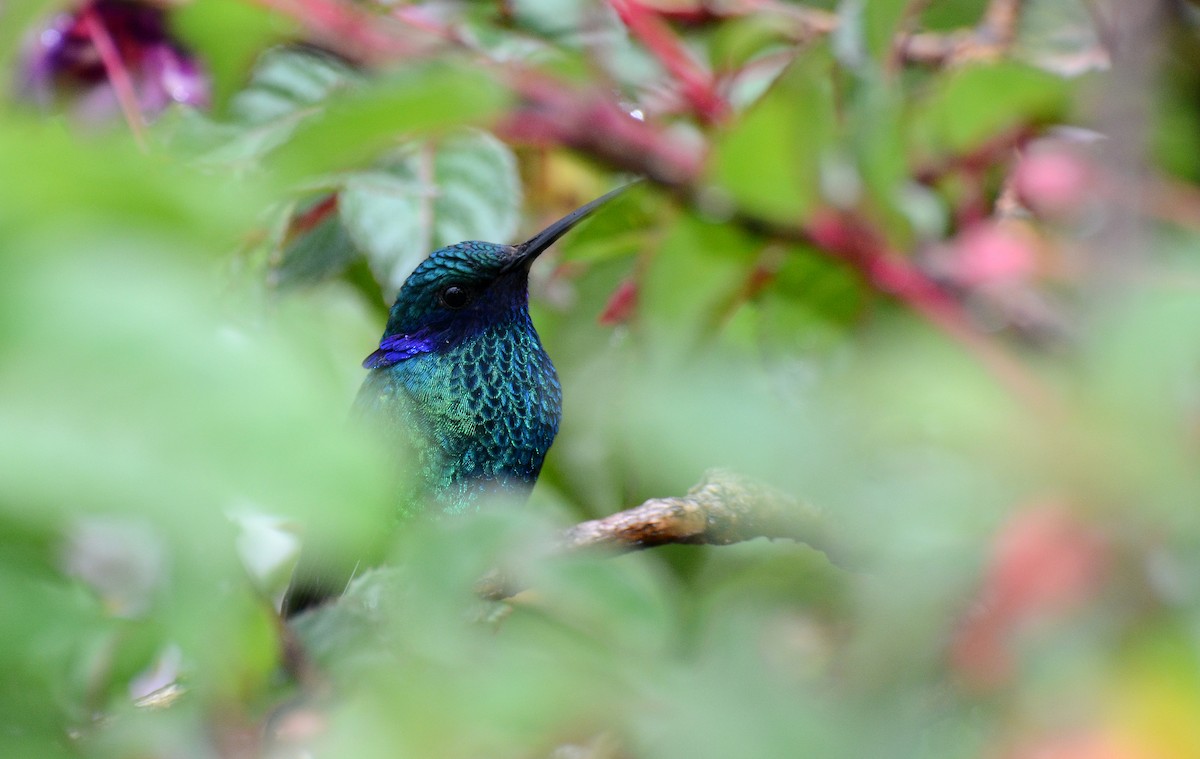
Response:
[497,70,702,185]
[81,4,146,150]
[285,194,339,241]
[598,278,639,326]
[609,0,728,124]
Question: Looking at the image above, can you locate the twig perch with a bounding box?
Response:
[562,469,830,552]
[477,469,840,600]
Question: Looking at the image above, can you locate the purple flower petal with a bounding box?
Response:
[17,0,211,119]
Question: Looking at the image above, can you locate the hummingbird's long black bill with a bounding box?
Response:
[506,182,637,270]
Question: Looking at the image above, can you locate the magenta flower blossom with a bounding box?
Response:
[19,0,210,123]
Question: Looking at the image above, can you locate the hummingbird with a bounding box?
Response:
[282,185,628,617]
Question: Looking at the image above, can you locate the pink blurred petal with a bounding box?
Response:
[952,222,1040,288]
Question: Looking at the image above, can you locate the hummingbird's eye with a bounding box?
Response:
[439,284,473,309]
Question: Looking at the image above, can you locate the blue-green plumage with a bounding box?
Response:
[282,187,625,616]
[354,254,562,514]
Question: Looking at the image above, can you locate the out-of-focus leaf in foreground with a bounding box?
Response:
[0,120,390,756]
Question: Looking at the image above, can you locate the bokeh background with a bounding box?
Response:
[2,0,1200,757]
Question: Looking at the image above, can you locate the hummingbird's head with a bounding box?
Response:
[364,185,629,370]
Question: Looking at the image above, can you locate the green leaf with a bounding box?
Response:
[1152,61,1200,183]
[0,566,109,758]
[186,46,361,166]
[272,63,511,181]
[849,71,918,244]
[158,47,357,171]
[855,100,906,197]
[710,16,795,72]
[913,61,1069,157]
[864,0,911,59]
[834,0,910,64]
[639,211,761,358]
[339,129,520,295]
[0,121,262,257]
[920,0,989,30]
[707,49,837,224]
[171,0,296,114]
[230,46,358,126]
[275,197,361,289]
[752,246,864,355]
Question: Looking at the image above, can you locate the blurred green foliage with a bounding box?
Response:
[3,1,1200,758]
